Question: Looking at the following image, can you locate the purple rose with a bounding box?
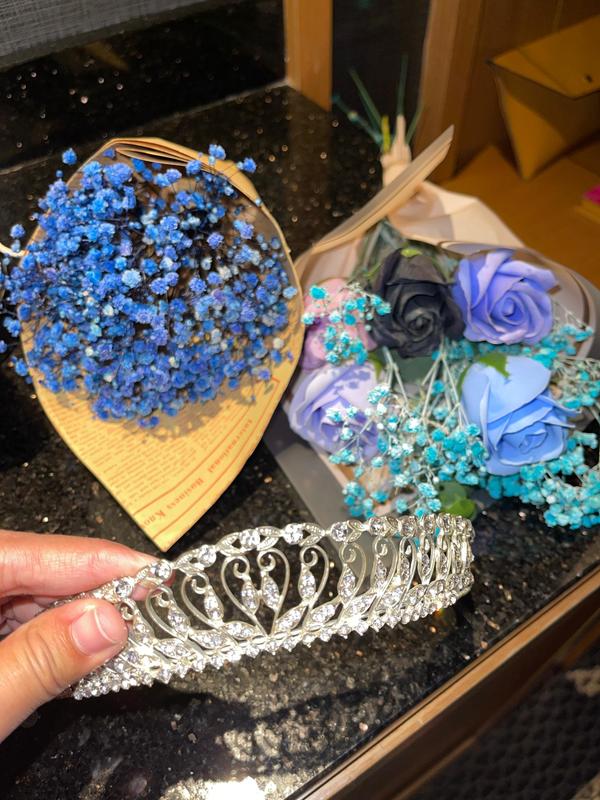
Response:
[452,249,557,345]
[288,362,378,457]
[461,355,572,476]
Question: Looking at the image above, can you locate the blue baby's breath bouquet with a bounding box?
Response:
[287,225,600,530]
[0,141,298,428]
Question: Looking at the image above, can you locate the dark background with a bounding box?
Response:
[0,0,429,168]
[333,0,428,140]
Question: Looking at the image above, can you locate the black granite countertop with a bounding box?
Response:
[0,85,599,800]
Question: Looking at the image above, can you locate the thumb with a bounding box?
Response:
[0,598,127,740]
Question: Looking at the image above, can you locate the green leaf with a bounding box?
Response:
[438,480,468,503]
[367,350,386,376]
[476,352,510,378]
[438,481,477,519]
[332,94,382,145]
[400,247,422,258]
[381,115,391,154]
[349,68,382,133]
[442,497,477,519]
[396,54,408,120]
[406,101,422,144]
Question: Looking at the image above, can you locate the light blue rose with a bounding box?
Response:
[461,355,572,476]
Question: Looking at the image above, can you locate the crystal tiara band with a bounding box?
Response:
[71,514,475,699]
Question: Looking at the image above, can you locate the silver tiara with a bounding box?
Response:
[71,514,475,699]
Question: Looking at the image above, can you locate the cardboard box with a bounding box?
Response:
[492,14,600,179]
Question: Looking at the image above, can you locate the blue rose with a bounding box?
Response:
[452,249,557,345]
[461,355,572,476]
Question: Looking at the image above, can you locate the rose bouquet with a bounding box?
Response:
[288,228,600,530]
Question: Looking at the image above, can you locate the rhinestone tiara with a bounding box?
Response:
[71,514,475,699]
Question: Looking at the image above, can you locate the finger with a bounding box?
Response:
[0,530,156,597]
[0,596,70,614]
[0,598,127,741]
[0,596,56,634]
[32,596,57,606]
[1,598,49,629]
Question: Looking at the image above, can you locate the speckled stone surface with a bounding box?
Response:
[0,86,599,800]
[0,0,285,167]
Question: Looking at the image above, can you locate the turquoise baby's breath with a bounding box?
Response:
[301,278,600,529]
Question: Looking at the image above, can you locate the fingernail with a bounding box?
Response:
[71,605,127,656]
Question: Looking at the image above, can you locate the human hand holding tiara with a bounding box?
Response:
[0,530,154,742]
[0,514,475,730]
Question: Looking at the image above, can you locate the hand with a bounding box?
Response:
[0,529,154,741]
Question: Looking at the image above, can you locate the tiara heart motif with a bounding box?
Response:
[70,514,475,699]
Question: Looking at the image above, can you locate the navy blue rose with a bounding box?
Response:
[369,250,464,357]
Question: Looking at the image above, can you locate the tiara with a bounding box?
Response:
[70,514,475,699]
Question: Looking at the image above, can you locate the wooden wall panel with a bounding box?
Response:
[284,0,333,110]
[413,0,482,180]
[415,0,599,180]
